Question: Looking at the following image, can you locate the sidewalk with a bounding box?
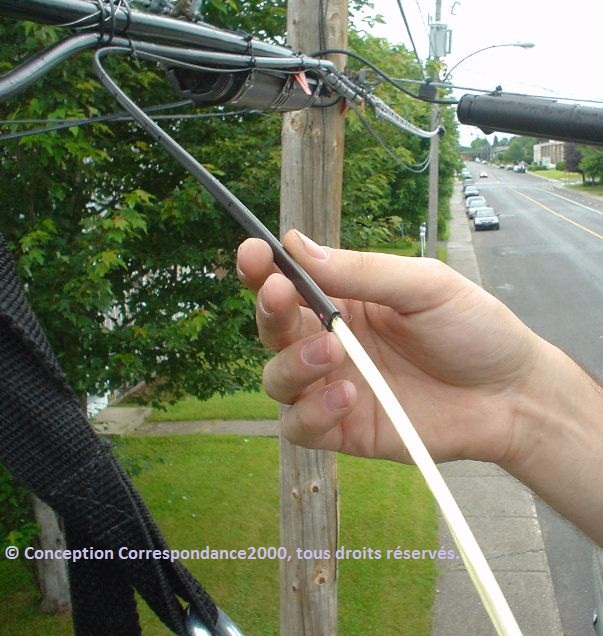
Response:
[93,202,564,635]
[431,196,563,635]
[92,407,279,436]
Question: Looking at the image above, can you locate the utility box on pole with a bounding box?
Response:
[279,0,347,633]
[429,22,451,59]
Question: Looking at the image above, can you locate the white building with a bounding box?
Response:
[533,140,566,167]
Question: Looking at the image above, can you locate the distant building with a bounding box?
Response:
[533,140,566,167]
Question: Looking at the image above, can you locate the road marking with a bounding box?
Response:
[511,188,603,241]
[545,190,603,217]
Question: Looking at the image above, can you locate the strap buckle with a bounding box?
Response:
[185,606,245,636]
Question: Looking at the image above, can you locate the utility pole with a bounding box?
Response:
[426,0,442,258]
[279,0,347,633]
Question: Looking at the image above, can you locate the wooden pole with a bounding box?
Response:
[427,0,442,258]
[279,0,347,633]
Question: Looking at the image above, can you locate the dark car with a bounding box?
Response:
[463,185,480,199]
[473,207,500,231]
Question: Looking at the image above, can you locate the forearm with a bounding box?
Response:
[503,338,603,545]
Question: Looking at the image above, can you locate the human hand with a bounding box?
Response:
[237,230,542,466]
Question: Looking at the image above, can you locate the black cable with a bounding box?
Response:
[0,100,190,142]
[350,103,430,172]
[311,48,458,105]
[395,0,426,81]
[93,46,340,329]
[0,103,265,143]
[318,0,327,56]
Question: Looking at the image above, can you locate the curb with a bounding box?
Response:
[431,190,563,635]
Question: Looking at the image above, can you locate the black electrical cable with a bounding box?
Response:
[93,46,340,329]
[350,103,430,173]
[395,0,426,81]
[311,47,458,105]
[0,104,266,144]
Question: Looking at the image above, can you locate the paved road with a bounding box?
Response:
[465,163,603,635]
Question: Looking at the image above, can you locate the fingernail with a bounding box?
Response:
[293,229,329,260]
[236,245,247,281]
[258,288,273,316]
[302,333,332,366]
[236,263,247,282]
[324,382,351,412]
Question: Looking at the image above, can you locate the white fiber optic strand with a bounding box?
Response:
[367,95,440,138]
[330,315,523,636]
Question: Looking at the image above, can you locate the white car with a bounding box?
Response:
[465,196,487,219]
[473,207,500,231]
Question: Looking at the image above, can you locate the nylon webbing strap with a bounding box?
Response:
[0,235,218,635]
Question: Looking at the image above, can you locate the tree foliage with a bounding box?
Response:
[0,7,459,404]
[0,18,279,402]
[340,33,459,244]
[578,145,603,182]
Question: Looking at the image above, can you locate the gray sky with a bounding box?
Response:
[362,0,602,145]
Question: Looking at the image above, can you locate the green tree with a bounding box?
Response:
[0,18,284,403]
[340,33,459,244]
[469,136,490,160]
[579,146,603,182]
[564,143,582,174]
[503,136,537,164]
[0,7,458,613]
[0,6,287,609]
[0,7,458,405]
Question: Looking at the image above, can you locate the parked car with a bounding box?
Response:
[463,185,480,199]
[466,196,487,218]
[473,207,500,231]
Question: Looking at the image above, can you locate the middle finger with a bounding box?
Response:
[256,272,320,352]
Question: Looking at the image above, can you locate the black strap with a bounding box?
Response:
[0,234,218,635]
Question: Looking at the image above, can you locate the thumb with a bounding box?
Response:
[283,229,471,314]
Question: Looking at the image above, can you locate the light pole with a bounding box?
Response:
[447,42,535,160]
[443,42,535,82]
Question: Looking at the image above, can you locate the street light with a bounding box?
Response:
[443,42,535,82]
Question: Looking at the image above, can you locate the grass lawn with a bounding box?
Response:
[0,436,438,635]
[146,389,279,422]
[529,168,582,181]
[568,182,603,197]
[369,240,447,262]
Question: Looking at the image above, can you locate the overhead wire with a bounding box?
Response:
[349,102,430,172]
[311,47,458,104]
[389,76,603,106]
[395,0,427,81]
[413,0,429,37]
[0,102,267,144]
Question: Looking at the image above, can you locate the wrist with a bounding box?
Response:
[502,338,603,543]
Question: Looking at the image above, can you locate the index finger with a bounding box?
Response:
[237,238,277,293]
